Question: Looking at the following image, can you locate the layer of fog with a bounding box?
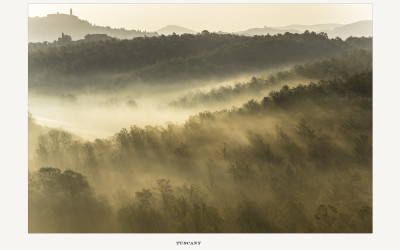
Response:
[29,66,301,140]
[29,73,259,140]
[28,70,372,233]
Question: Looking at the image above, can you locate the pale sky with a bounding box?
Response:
[29,4,372,32]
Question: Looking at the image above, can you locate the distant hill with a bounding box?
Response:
[275,23,343,32]
[29,13,157,43]
[237,27,297,36]
[156,25,197,35]
[328,20,372,39]
[238,21,372,39]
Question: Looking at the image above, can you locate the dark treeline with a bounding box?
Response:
[29,70,372,233]
[169,49,372,108]
[29,31,371,91]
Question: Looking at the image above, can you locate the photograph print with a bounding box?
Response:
[28,3,372,233]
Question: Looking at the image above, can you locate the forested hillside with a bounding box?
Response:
[28,6,373,233]
[29,70,372,233]
[169,49,372,108]
[28,32,372,92]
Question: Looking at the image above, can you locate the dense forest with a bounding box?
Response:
[29,68,372,233]
[28,32,371,93]
[169,49,372,108]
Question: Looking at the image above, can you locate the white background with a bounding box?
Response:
[0,0,399,249]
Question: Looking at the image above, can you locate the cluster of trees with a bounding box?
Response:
[29,166,372,233]
[292,48,371,79]
[29,167,115,232]
[29,70,372,232]
[170,49,372,108]
[29,34,115,52]
[28,32,371,91]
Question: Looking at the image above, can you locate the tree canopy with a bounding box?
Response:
[29,32,372,90]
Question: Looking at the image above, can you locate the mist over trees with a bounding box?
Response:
[28,10,372,233]
[29,69,372,233]
[169,49,372,108]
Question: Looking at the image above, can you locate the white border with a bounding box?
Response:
[2,1,400,250]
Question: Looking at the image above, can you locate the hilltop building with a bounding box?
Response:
[57,32,72,44]
[47,8,76,18]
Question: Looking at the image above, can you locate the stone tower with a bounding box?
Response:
[70,8,72,16]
